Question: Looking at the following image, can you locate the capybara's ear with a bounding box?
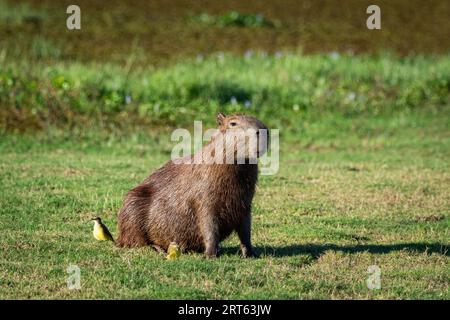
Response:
[217,112,226,126]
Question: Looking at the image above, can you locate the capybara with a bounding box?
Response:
[116,113,268,258]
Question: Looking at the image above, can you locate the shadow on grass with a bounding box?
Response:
[222,243,449,258]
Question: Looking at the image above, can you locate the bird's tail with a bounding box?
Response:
[102,222,115,243]
[107,230,115,244]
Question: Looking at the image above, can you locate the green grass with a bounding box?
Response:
[0,19,449,297]
[0,103,449,299]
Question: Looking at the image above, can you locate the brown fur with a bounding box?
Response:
[116,113,268,258]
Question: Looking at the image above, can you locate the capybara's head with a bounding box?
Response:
[216,113,269,162]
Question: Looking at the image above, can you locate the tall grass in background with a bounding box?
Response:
[1,52,449,132]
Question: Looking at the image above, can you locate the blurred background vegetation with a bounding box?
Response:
[0,0,449,132]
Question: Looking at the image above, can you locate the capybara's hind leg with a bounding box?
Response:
[116,217,149,248]
[116,185,153,248]
[116,208,149,248]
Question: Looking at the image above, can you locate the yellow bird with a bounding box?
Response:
[166,242,181,260]
[91,217,114,242]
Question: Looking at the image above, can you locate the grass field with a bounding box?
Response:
[0,57,449,298]
[0,108,449,299]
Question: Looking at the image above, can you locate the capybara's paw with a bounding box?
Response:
[241,247,257,258]
[204,253,218,259]
[204,247,219,258]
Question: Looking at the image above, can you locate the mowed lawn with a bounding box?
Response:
[0,109,448,299]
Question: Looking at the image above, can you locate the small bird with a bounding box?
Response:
[91,217,114,242]
[166,242,181,260]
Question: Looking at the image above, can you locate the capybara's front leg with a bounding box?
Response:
[237,213,255,258]
[198,211,219,258]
